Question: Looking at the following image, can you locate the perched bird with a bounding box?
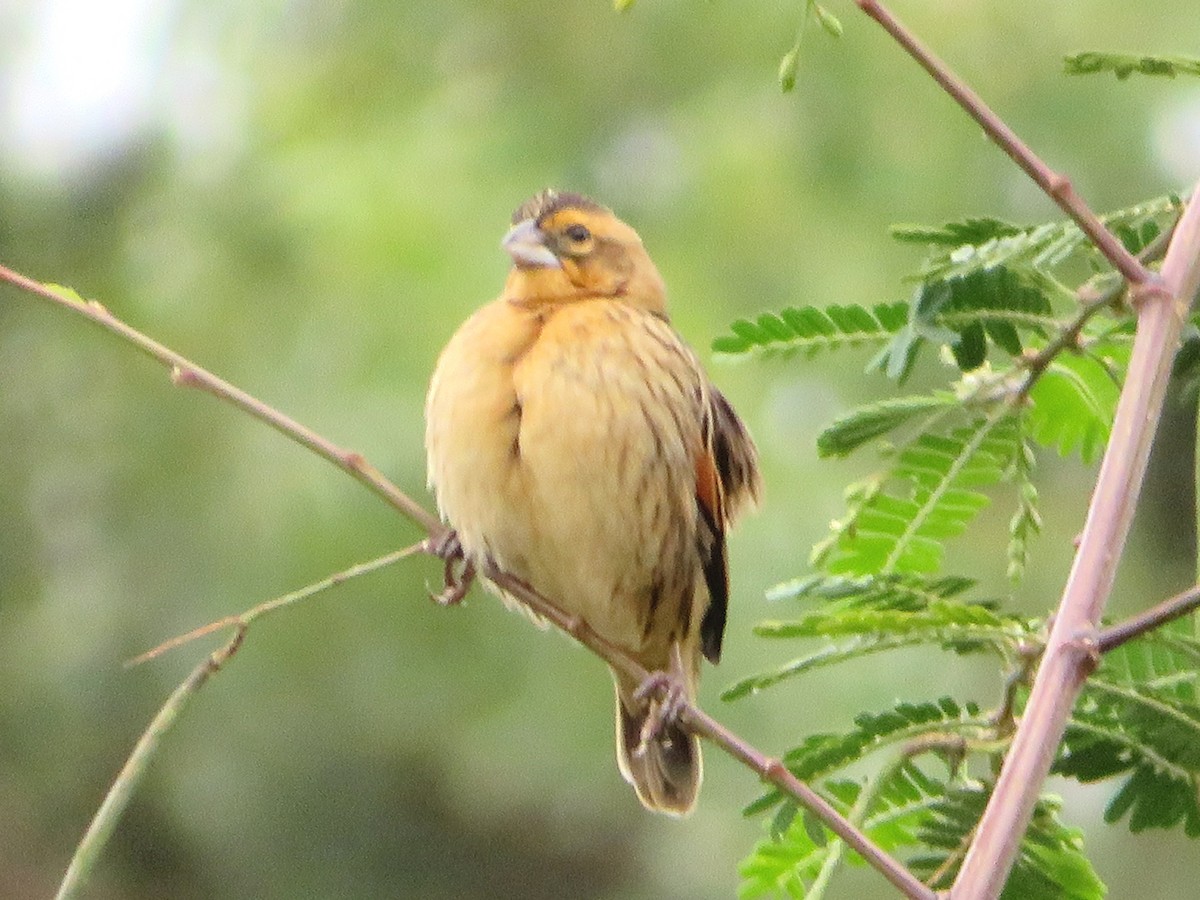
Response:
[424,190,760,815]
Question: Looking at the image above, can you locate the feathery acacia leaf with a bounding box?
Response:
[872,266,1063,377]
[764,572,978,609]
[741,700,984,817]
[739,764,942,899]
[1055,634,1200,837]
[911,787,1105,899]
[712,303,908,358]
[722,603,1028,701]
[813,413,1021,576]
[1026,346,1128,464]
[908,196,1180,283]
[816,393,959,458]
[891,218,1025,246]
[1007,434,1041,582]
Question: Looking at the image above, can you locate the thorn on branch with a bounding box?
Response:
[170,365,202,388]
[1129,273,1173,308]
[1064,627,1101,678]
[762,756,790,782]
[1045,172,1073,202]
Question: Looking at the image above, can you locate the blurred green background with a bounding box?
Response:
[2,1,1199,897]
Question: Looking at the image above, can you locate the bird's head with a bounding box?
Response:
[501,189,667,315]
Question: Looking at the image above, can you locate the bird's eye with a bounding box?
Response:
[564,223,591,243]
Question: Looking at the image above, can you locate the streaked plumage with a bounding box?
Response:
[425,189,760,815]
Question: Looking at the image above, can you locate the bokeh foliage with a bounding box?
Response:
[2,1,1199,898]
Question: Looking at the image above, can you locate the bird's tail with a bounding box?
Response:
[613,673,702,817]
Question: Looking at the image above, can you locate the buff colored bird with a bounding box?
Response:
[425,190,760,815]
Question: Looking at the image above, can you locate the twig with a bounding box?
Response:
[684,705,937,900]
[1,265,931,899]
[954,189,1200,899]
[475,559,935,899]
[54,545,419,900]
[1096,583,1200,654]
[0,266,445,539]
[855,0,1151,287]
[55,636,239,900]
[1017,217,1178,399]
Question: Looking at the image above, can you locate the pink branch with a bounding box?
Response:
[855,0,1151,286]
[954,190,1200,898]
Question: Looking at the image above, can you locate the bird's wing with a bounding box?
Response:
[695,386,762,664]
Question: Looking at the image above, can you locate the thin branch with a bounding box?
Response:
[1017,218,1178,399]
[0,266,445,539]
[55,545,420,900]
[476,560,935,899]
[684,704,937,900]
[855,0,1151,287]
[954,188,1200,899]
[1,264,932,900]
[1096,583,1200,654]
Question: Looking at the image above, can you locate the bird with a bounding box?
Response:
[424,189,760,815]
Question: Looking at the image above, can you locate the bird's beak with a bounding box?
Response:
[502,218,562,269]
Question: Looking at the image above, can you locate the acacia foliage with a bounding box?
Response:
[718,195,1197,899]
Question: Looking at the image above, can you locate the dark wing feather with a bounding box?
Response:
[696,387,761,664]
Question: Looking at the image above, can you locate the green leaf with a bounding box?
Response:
[1171,321,1200,402]
[1007,436,1041,582]
[778,46,800,93]
[911,787,1105,898]
[713,302,908,358]
[873,267,1063,377]
[754,600,1014,640]
[739,764,944,899]
[902,196,1180,287]
[817,393,958,458]
[926,268,1057,354]
[1056,634,1200,837]
[785,698,982,780]
[723,600,1030,701]
[1065,51,1200,80]
[42,282,90,306]
[765,572,977,609]
[740,701,983,817]
[613,0,636,10]
[816,413,1021,576]
[1026,349,1125,464]
[891,218,1025,247]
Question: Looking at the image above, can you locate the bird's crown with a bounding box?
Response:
[512,189,607,225]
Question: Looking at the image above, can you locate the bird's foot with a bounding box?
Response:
[633,668,689,757]
[425,529,475,606]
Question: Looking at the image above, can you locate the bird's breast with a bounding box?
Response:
[426,297,706,655]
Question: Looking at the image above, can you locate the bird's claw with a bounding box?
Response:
[425,529,476,606]
[633,669,688,758]
[425,528,462,561]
